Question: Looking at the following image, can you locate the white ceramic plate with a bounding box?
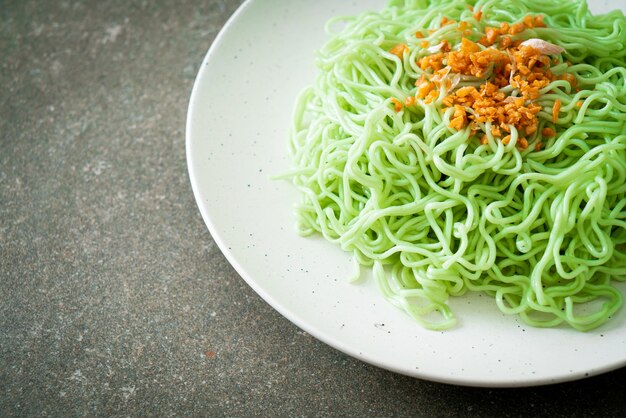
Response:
[187,0,626,387]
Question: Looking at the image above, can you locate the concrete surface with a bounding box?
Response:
[1,0,625,416]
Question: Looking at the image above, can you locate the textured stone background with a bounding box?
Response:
[1,0,625,416]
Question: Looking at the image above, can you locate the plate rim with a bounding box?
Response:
[185,0,626,387]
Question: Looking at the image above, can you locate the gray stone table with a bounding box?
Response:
[1,0,625,415]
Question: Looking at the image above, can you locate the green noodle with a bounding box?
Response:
[285,0,626,330]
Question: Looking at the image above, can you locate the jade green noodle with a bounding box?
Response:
[285,0,626,330]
